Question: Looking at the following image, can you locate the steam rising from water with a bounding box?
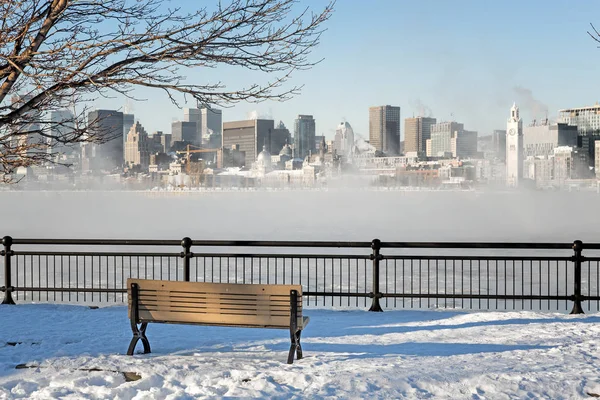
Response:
[1,190,597,242]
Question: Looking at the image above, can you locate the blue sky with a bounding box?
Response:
[95,0,600,140]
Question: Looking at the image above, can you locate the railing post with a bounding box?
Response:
[570,240,584,314]
[181,237,193,282]
[1,236,15,305]
[368,238,383,312]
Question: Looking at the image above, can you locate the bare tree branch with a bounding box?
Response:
[0,0,334,182]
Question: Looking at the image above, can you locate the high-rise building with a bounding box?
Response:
[492,130,507,161]
[558,104,600,164]
[451,130,478,159]
[201,107,222,145]
[523,121,578,158]
[333,121,355,158]
[506,103,523,187]
[125,121,150,170]
[558,104,600,135]
[404,116,436,155]
[183,108,202,145]
[429,121,464,157]
[10,94,41,155]
[171,121,197,144]
[87,109,124,172]
[554,146,590,183]
[294,115,316,159]
[122,113,135,149]
[369,105,400,155]
[271,121,291,155]
[222,119,274,167]
[49,110,75,155]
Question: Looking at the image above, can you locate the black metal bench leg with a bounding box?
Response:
[127,322,151,355]
[287,330,298,364]
[295,330,303,360]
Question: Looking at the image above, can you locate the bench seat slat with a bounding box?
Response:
[137,293,293,305]
[137,309,301,328]
[138,304,294,316]
[137,301,300,313]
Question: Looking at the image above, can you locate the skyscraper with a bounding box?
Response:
[87,109,124,171]
[222,119,274,167]
[333,121,355,158]
[201,107,222,145]
[184,108,202,145]
[49,109,75,155]
[369,105,400,155]
[294,115,316,159]
[124,121,150,170]
[404,116,436,155]
[171,121,197,145]
[271,121,291,155]
[429,121,464,157]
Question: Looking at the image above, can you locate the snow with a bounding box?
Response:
[1,304,600,399]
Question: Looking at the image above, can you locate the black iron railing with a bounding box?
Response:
[1,236,599,313]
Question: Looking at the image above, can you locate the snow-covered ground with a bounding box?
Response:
[1,304,600,399]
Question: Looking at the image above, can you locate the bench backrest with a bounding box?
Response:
[127,279,303,329]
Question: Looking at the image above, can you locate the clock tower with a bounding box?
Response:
[506,103,523,188]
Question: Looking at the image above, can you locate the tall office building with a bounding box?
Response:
[429,121,464,157]
[222,119,274,167]
[523,121,578,158]
[10,94,41,154]
[404,116,436,155]
[49,109,75,155]
[558,104,600,164]
[333,121,355,158]
[492,129,507,161]
[171,121,197,144]
[124,121,150,170]
[122,113,134,148]
[183,108,202,145]
[369,105,401,155]
[294,115,316,159]
[271,121,291,155]
[87,109,124,171]
[201,107,222,144]
[506,103,523,188]
[452,130,478,158]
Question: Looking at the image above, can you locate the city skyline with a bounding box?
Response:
[91,1,600,141]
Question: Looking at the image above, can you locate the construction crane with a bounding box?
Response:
[175,144,223,173]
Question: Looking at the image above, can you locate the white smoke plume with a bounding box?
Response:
[409,98,433,118]
[246,110,273,120]
[513,86,548,121]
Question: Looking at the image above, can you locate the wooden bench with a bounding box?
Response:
[126,279,309,364]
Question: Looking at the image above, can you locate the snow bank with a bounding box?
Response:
[1,304,600,399]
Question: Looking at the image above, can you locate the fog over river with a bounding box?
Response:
[1,189,596,242]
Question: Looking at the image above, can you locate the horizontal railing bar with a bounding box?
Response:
[303,292,371,297]
[9,239,373,248]
[10,251,372,259]
[383,293,573,300]
[382,255,574,261]
[14,287,128,293]
[13,251,180,257]
[10,238,600,250]
[191,253,372,259]
[11,239,183,246]
[381,242,577,249]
